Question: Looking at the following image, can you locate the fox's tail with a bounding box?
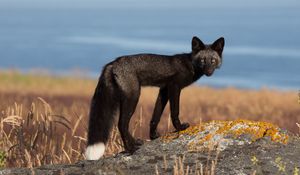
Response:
[85,64,119,160]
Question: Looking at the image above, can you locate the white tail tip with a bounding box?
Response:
[85,142,105,160]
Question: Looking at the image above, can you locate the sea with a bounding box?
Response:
[0,0,299,90]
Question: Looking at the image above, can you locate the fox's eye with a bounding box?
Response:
[201,59,205,64]
[211,59,216,64]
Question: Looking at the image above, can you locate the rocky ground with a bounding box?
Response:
[1,119,300,175]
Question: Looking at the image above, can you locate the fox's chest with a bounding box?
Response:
[174,70,203,88]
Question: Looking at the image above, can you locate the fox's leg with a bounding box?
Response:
[150,87,168,140]
[118,84,142,153]
[169,85,190,131]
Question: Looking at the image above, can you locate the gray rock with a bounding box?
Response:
[1,120,300,175]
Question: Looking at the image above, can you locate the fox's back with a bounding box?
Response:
[111,53,193,87]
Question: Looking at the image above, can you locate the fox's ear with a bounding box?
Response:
[192,36,205,53]
[211,37,225,56]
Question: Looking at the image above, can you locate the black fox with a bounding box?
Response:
[85,36,225,160]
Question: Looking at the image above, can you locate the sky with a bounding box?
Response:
[1,0,300,9]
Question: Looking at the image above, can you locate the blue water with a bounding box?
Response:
[0,0,299,90]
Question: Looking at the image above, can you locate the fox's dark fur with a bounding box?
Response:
[86,36,225,159]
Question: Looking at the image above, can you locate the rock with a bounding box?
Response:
[1,119,300,175]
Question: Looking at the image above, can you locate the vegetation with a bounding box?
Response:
[0,70,299,168]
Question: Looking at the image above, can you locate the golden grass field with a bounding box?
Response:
[0,70,299,168]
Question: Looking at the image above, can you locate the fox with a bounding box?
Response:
[85,36,225,160]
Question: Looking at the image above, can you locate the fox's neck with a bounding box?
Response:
[172,53,204,82]
[172,53,191,58]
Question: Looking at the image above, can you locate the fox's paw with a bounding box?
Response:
[178,122,190,131]
[134,138,144,146]
[150,131,160,140]
[122,147,138,155]
[123,139,143,154]
[126,144,141,154]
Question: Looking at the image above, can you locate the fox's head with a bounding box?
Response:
[191,36,225,76]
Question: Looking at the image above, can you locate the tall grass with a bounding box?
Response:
[0,71,299,168]
[0,98,85,167]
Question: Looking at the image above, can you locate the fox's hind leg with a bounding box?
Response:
[150,87,168,140]
[117,80,143,153]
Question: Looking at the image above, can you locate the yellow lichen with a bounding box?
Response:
[162,119,289,148]
[251,156,259,165]
[275,157,286,172]
[294,167,299,175]
[179,125,203,136]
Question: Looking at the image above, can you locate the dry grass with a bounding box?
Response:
[0,70,96,96]
[0,71,299,169]
[0,98,88,167]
